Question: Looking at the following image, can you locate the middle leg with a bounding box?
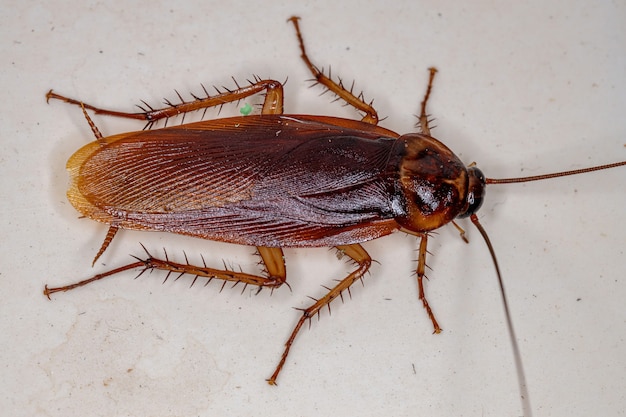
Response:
[267,243,372,385]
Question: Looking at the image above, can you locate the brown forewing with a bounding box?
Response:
[67,115,404,247]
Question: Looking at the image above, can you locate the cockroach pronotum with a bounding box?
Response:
[44,16,624,414]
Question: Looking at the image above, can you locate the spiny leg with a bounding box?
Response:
[417,67,438,136]
[416,234,442,333]
[256,246,287,287]
[46,78,285,129]
[44,245,286,298]
[267,243,372,385]
[450,220,469,244]
[288,16,379,125]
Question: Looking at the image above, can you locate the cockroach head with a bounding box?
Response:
[457,166,486,218]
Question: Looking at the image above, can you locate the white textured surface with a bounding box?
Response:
[1,1,625,416]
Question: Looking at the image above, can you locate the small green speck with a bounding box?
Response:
[240,103,252,116]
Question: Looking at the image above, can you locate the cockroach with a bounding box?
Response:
[44,16,624,413]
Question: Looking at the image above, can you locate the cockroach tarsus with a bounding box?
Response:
[44,16,624,414]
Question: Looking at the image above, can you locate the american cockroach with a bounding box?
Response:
[44,16,625,412]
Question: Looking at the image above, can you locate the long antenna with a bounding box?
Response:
[470,214,533,417]
[486,161,625,184]
[472,157,625,416]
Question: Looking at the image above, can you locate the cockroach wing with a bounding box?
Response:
[67,115,404,247]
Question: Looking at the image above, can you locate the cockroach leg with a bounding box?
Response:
[44,260,146,299]
[417,67,438,136]
[45,78,284,128]
[267,243,372,385]
[288,16,379,125]
[416,234,442,334]
[450,220,470,244]
[44,245,287,298]
[256,247,287,287]
[139,246,288,288]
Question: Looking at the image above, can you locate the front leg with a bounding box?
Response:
[416,233,442,333]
